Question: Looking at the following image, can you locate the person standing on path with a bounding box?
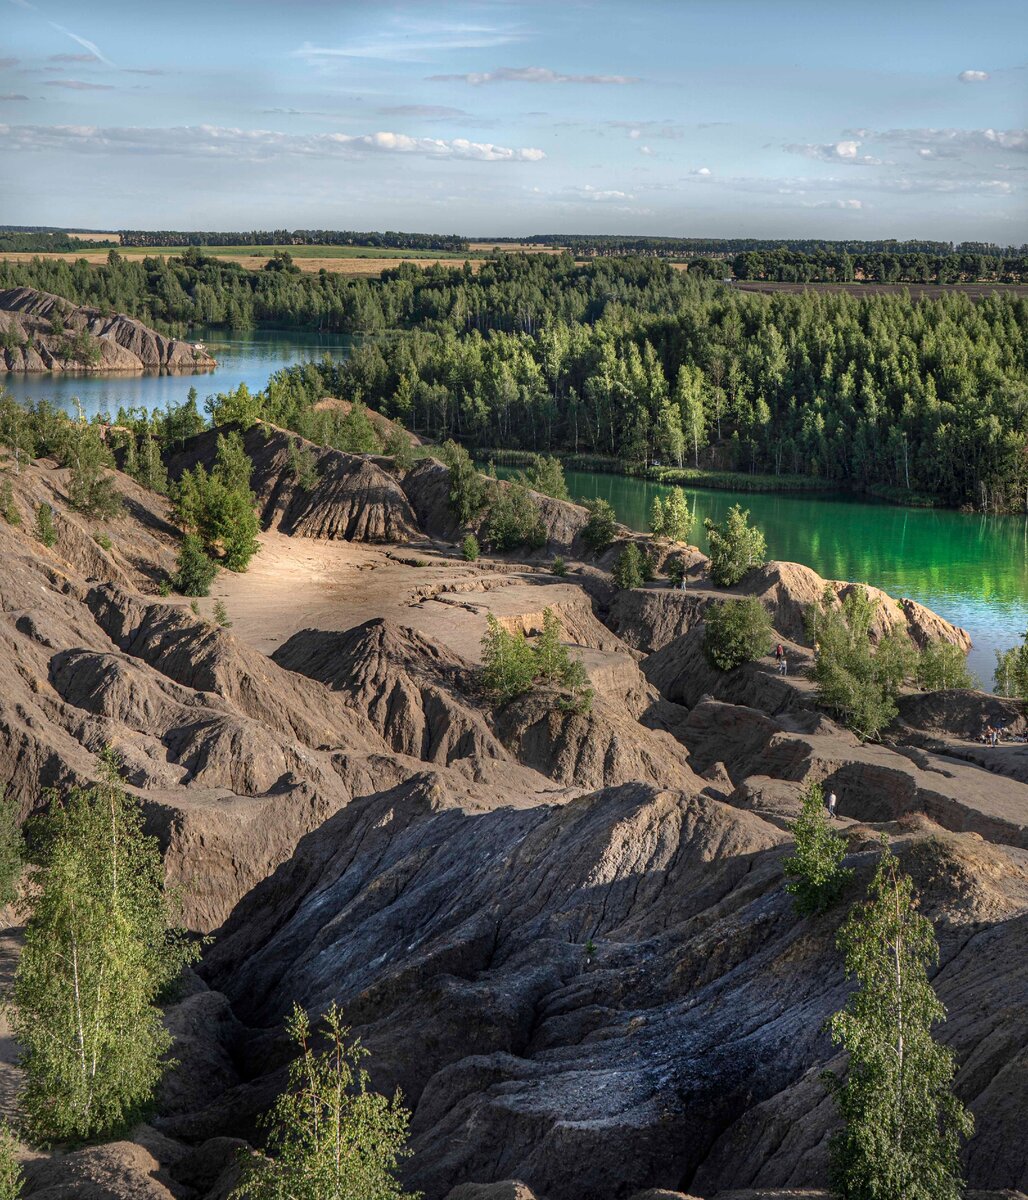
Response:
[827,791,838,819]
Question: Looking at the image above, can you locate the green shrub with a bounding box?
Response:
[0,479,20,526]
[612,542,645,590]
[172,535,219,597]
[702,597,774,671]
[286,438,319,490]
[65,423,123,520]
[650,487,693,542]
[34,503,56,548]
[157,578,172,597]
[580,498,617,555]
[460,533,480,561]
[93,532,113,551]
[665,556,686,587]
[704,504,766,586]
[228,1003,415,1200]
[916,641,979,691]
[783,781,852,915]
[481,614,537,701]
[993,630,1028,699]
[515,454,569,501]
[551,556,567,576]
[440,440,486,525]
[807,586,916,740]
[483,482,545,552]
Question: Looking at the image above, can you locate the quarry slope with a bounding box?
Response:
[0,440,1024,1200]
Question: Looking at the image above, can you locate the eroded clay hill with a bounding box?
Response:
[0,286,216,372]
[0,441,1026,1200]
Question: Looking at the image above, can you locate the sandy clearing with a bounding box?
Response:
[204,531,509,661]
[202,530,617,676]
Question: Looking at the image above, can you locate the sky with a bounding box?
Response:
[1,0,1026,240]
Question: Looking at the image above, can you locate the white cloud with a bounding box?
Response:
[867,127,1027,154]
[582,185,634,201]
[0,123,546,162]
[692,166,711,176]
[785,140,881,165]
[639,145,653,156]
[805,198,866,209]
[427,66,640,85]
[958,69,990,83]
[0,93,29,101]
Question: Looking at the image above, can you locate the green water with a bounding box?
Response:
[507,466,1028,684]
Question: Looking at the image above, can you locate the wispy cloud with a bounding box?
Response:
[958,69,990,83]
[428,66,641,85]
[0,92,29,101]
[0,58,19,69]
[0,122,546,162]
[293,19,522,64]
[47,21,115,68]
[47,79,115,91]
[607,119,683,140]
[711,172,1014,197]
[378,104,470,119]
[48,52,96,63]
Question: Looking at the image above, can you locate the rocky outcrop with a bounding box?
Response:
[608,560,970,657]
[400,457,597,554]
[274,619,508,765]
[0,286,215,373]
[494,690,699,790]
[167,424,421,543]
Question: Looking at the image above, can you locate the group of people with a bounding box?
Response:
[981,723,1002,747]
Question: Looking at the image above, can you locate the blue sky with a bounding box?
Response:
[2,0,1026,239]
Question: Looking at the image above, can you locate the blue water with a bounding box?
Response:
[1,327,354,419]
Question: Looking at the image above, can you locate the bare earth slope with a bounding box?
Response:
[0,286,217,373]
[0,442,1025,1200]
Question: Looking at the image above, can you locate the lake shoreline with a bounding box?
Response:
[474,447,947,511]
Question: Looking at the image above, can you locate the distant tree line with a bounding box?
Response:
[730,248,1028,284]
[509,233,1026,258]
[115,228,469,251]
[0,231,113,253]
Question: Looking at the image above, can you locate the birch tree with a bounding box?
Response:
[231,1003,416,1200]
[11,751,197,1143]
[824,840,973,1200]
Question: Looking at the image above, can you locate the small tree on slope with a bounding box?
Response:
[824,840,973,1200]
[783,781,851,915]
[11,751,198,1143]
[231,1002,416,1200]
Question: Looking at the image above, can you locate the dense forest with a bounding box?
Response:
[3,251,1026,510]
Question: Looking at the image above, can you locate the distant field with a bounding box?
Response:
[468,241,564,254]
[0,248,487,276]
[67,230,121,243]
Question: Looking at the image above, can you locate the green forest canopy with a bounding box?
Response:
[2,251,1027,510]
